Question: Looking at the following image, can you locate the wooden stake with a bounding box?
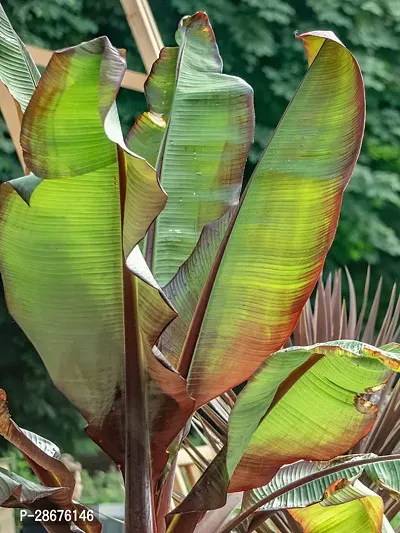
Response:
[120,0,163,72]
[0,82,24,168]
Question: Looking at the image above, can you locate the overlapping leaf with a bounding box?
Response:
[289,481,385,533]
[0,37,193,486]
[242,455,396,514]
[160,211,231,366]
[224,455,400,533]
[161,30,365,403]
[139,12,254,285]
[237,480,390,533]
[0,469,79,533]
[0,468,64,507]
[175,342,400,514]
[126,46,178,167]
[228,342,400,492]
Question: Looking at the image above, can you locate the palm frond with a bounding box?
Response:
[292,267,400,346]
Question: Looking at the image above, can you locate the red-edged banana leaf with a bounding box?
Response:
[289,481,385,533]
[0,37,194,490]
[0,390,101,533]
[229,342,400,492]
[0,3,39,112]
[161,31,365,403]
[135,12,254,286]
[238,481,389,533]
[174,341,400,514]
[235,454,400,533]
[126,46,178,167]
[221,454,400,533]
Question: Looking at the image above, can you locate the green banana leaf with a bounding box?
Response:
[289,481,385,533]
[224,454,400,533]
[241,455,395,514]
[228,341,400,492]
[174,341,400,514]
[160,30,366,409]
[0,36,194,491]
[238,479,394,533]
[130,12,255,286]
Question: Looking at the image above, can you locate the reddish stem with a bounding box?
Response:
[118,146,154,533]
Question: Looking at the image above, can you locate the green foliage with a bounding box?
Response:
[1,0,400,267]
[0,0,146,451]
[81,468,124,505]
[0,0,400,487]
[0,6,398,532]
[7,449,36,482]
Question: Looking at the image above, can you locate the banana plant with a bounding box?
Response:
[1,3,399,533]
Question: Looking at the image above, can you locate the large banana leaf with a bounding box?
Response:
[174,341,400,514]
[223,455,400,533]
[242,462,397,533]
[160,31,365,404]
[133,13,254,286]
[240,454,400,514]
[238,480,391,533]
[0,36,193,494]
[228,342,400,492]
[289,481,385,533]
[0,3,39,112]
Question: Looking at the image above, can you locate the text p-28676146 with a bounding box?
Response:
[20,509,95,522]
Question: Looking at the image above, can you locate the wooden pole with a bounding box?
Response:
[0,82,24,168]
[119,0,163,72]
[27,45,147,92]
